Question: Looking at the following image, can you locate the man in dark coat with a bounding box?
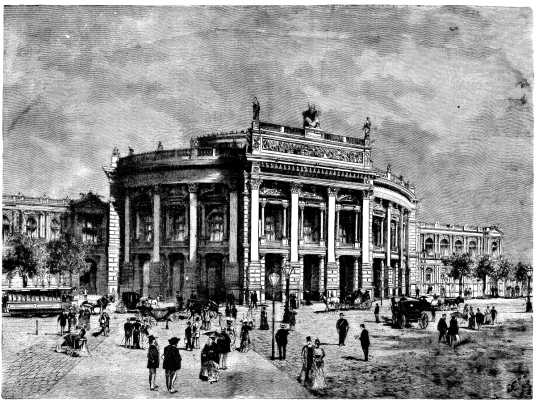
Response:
[448,315,459,348]
[437,314,448,343]
[275,324,289,360]
[58,311,68,335]
[357,324,370,361]
[147,335,159,391]
[251,291,258,309]
[217,331,231,369]
[297,336,314,385]
[163,337,182,393]
[475,308,484,330]
[185,321,193,351]
[336,313,349,346]
[490,306,498,325]
[132,319,142,349]
[231,304,238,320]
[374,303,380,323]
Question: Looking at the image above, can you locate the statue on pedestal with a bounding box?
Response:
[252,97,260,121]
[156,141,163,151]
[303,104,320,129]
[362,117,371,139]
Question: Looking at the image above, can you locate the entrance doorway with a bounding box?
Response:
[80,259,97,294]
[206,253,225,302]
[303,255,321,301]
[339,256,355,300]
[169,253,185,299]
[372,259,383,298]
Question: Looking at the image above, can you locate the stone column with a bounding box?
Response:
[299,203,305,244]
[250,179,261,262]
[354,208,359,246]
[260,199,266,237]
[188,184,198,297]
[152,187,161,263]
[398,207,404,295]
[282,200,289,246]
[320,206,325,242]
[229,190,238,265]
[335,207,340,243]
[45,212,51,240]
[353,258,360,291]
[290,183,300,263]
[386,203,392,269]
[380,259,385,298]
[107,197,120,295]
[124,192,131,264]
[327,187,337,263]
[319,255,325,295]
[259,254,266,302]
[361,191,373,291]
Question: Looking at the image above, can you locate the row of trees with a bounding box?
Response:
[2,233,90,287]
[442,253,532,296]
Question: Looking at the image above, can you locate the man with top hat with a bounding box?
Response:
[163,337,182,393]
[275,323,290,360]
[336,313,350,346]
[297,336,314,385]
[146,335,159,391]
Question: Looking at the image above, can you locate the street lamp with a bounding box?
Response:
[282,261,296,312]
[268,272,280,360]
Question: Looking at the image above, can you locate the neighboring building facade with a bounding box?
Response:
[2,192,110,294]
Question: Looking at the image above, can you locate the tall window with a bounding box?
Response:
[424,238,434,255]
[208,211,224,242]
[168,209,186,241]
[3,216,11,241]
[454,240,463,254]
[143,215,153,242]
[50,218,60,240]
[440,239,449,256]
[469,241,477,257]
[373,217,382,246]
[26,217,37,238]
[390,221,397,249]
[425,268,433,283]
[82,220,99,243]
[491,242,498,256]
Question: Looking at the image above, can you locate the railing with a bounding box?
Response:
[119,146,242,167]
[418,222,484,232]
[375,170,412,190]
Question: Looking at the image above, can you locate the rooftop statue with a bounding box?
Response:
[303,103,320,129]
[252,97,260,121]
[156,141,164,151]
[362,117,371,139]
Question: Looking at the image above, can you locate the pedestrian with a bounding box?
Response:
[336,313,349,346]
[185,321,193,351]
[58,311,68,335]
[416,287,420,298]
[193,317,201,349]
[259,306,269,330]
[289,310,296,330]
[133,319,141,349]
[163,337,181,393]
[217,330,231,370]
[484,306,492,325]
[225,304,231,318]
[356,324,370,361]
[526,298,532,313]
[251,291,258,309]
[475,308,484,330]
[374,303,380,323]
[202,308,211,330]
[147,335,159,391]
[231,304,238,320]
[311,338,326,390]
[431,304,436,322]
[200,334,220,383]
[297,336,314,386]
[490,306,497,325]
[67,308,77,332]
[448,315,459,348]
[437,314,448,343]
[275,324,289,360]
[468,306,476,330]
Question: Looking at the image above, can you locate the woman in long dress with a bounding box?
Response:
[259,306,269,330]
[200,335,220,383]
[311,338,326,390]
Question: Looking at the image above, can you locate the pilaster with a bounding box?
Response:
[290,183,301,262]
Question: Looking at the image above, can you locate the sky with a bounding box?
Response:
[3,5,533,262]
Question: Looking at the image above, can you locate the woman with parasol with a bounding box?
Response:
[200,332,220,383]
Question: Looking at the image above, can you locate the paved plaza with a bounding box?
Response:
[1,297,533,398]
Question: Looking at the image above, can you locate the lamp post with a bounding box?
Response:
[268,272,280,360]
[282,261,296,312]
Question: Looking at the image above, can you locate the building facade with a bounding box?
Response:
[2,192,110,294]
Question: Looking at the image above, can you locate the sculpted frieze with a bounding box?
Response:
[260,187,284,197]
[262,138,363,164]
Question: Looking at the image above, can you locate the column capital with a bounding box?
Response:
[362,189,373,199]
[290,183,302,194]
[282,200,289,208]
[319,203,326,211]
[188,183,198,193]
[327,186,339,197]
[261,198,267,207]
[251,162,261,176]
[298,201,306,209]
[250,178,262,191]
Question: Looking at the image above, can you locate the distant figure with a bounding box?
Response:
[157,141,164,151]
[252,97,260,121]
[437,314,448,343]
[302,104,320,128]
[58,311,68,335]
[490,306,497,325]
[231,304,238,320]
[275,324,289,360]
[357,324,370,361]
[185,321,193,351]
[475,308,484,330]
[526,298,532,313]
[259,306,269,330]
[468,306,476,330]
[416,287,420,298]
[374,303,380,323]
[448,315,459,348]
[289,310,297,330]
[336,313,349,346]
[217,330,231,370]
[362,117,372,139]
[251,291,258,309]
[146,335,159,391]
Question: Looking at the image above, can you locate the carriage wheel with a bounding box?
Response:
[419,312,429,329]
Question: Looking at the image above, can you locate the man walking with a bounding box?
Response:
[336,313,349,346]
[218,330,231,370]
[357,324,370,361]
[147,335,159,391]
[163,337,181,393]
[475,308,484,330]
[297,336,314,385]
[437,314,448,344]
[185,321,193,351]
[448,315,459,349]
[251,291,258,309]
[275,324,289,360]
[490,306,498,325]
[58,311,68,335]
[374,303,380,323]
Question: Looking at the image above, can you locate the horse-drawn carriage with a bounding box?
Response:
[391,296,432,329]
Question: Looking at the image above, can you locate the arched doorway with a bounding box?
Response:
[80,259,97,294]
[206,253,225,302]
[264,254,283,301]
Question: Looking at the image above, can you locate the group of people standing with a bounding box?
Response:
[464,305,497,330]
[147,335,182,392]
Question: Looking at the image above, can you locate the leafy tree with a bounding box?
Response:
[514,262,531,291]
[442,253,474,296]
[46,233,90,285]
[474,255,494,296]
[2,234,47,286]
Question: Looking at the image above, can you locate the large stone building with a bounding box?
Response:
[104,109,504,303]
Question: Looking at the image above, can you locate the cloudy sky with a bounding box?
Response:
[3,5,533,261]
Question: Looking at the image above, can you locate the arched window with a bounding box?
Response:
[265,216,275,241]
[425,268,433,283]
[82,220,98,243]
[440,239,449,256]
[469,241,477,256]
[390,221,397,249]
[491,242,498,256]
[26,216,37,238]
[50,218,60,240]
[144,215,153,242]
[424,238,434,255]
[3,215,11,240]
[454,240,463,254]
[208,211,224,242]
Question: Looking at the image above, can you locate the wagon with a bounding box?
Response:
[391,297,431,329]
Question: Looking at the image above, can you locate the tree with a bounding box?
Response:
[514,262,531,292]
[442,253,474,296]
[474,255,494,296]
[46,233,90,286]
[489,257,515,295]
[2,234,47,287]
